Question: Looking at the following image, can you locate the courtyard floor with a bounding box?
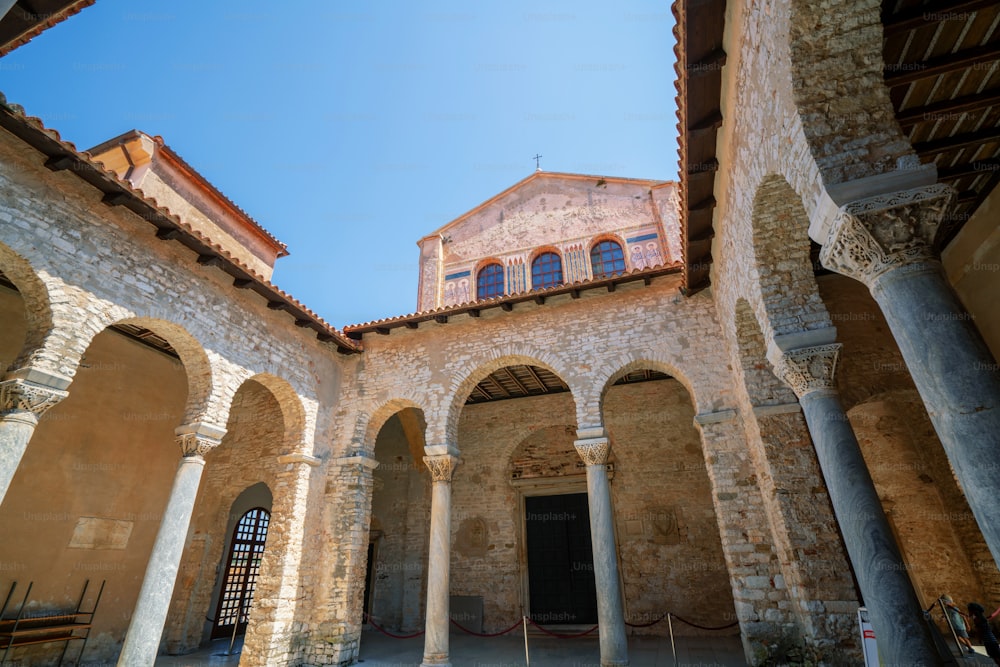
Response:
[154,631,749,666]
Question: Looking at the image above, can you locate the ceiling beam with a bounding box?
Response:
[885,42,1000,87]
[897,89,1000,128]
[883,0,998,37]
[914,125,1000,156]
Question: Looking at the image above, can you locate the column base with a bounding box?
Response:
[602,661,629,667]
[420,660,451,667]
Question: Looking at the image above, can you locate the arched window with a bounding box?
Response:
[212,507,270,639]
[476,263,505,299]
[590,240,626,279]
[531,252,563,289]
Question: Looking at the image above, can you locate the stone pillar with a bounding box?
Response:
[820,183,1000,567]
[0,369,69,505]
[574,430,628,667]
[242,452,322,667]
[118,422,225,667]
[770,341,939,664]
[420,447,459,667]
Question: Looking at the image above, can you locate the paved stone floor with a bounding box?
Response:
[152,632,1000,666]
[154,632,748,666]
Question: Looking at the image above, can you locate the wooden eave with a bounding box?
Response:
[0,0,94,56]
[673,0,727,296]
[343,264,683,339]
[0,100,359,354]
[883,0,1000,248]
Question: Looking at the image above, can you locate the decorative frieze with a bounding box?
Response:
[0,378,68,418]
[771,344,842,399]
[574,437,610,466]
[819,184,954,286]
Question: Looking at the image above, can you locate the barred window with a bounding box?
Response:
[590,240,626,278]
[531,252,563,289]
[476,263,505,299]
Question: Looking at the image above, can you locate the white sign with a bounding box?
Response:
[858,607,879,667]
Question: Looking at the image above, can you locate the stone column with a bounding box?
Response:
[421,447,459,667]
[118,422,225,667]
[820,183,1000,567]
[0,369,69,505]
[574,430,628,667]
[770,342,939,664]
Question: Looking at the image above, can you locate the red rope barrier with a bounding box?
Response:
[364,614,425,639]
[526,619,600,638]
[450,617,524,637]
[624,612,739,631]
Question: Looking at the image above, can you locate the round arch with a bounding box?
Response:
[236,373,308,456]
[0,242,53,375]
[357,397,427,457]
[444,350,577,446]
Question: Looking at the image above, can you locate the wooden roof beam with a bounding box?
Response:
[914,125,1000,156]
[897,89,1000,128]
[885,42,1000,87]
[882,0,999,37]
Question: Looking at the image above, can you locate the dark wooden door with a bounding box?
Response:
[525,493,598,624]
[211,507,270,639]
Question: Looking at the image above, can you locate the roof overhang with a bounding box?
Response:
[0,97,359,354]
[0,0,94,56]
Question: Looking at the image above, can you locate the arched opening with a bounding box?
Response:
[0,321,191,665]
[0,268,27,374]
[450,362,579,631]
[601,366,737,638]
[212,506,271,640]
[163,377,291,655]
[366,406,429,633]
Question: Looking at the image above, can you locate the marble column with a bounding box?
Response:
[770,342,940,665]
[420,447,459,667]
[820,183,1000,567]
[574,430,628,667]
[118,422,225,667]
[0,368,69,505]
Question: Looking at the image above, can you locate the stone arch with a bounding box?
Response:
[750,174,832,339]
[787,0,916,183]
[0,242,53,375]
[444,349,576,445]
[594,355,704,428]
[83,313,220,427]
[357,397,427,456]
[238,373,308,456]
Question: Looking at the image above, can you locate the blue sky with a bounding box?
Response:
[2,1,678,327]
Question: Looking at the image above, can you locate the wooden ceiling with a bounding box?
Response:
[464,365,671,405]
[677,0,1000,292]
[883,0,1000,248]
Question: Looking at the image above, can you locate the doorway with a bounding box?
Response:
[525,493,598,624]
[211,507,270,639]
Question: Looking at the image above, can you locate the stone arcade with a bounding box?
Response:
[1,1,1000,666]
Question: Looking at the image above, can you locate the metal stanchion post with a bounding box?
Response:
[668,612,676,666]
[523,615,530,666]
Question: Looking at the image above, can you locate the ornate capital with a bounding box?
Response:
[771,344,842,399]
[0,378,68,418]
[819,184,953,286]
[423,454,459,482]
[574,437,610,466]
[175,422,226,459]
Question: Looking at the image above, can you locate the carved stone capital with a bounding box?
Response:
[574,437,610,466]
[423,454,459,482]
[175,422,226,459]
[819,184,954,286]
[771,344,842,399]
[0,378,68,418]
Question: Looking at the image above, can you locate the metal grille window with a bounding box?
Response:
[531,252,563,289]
[212,507,270,639]
[476,263,505,299]
[590,240,626,278]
